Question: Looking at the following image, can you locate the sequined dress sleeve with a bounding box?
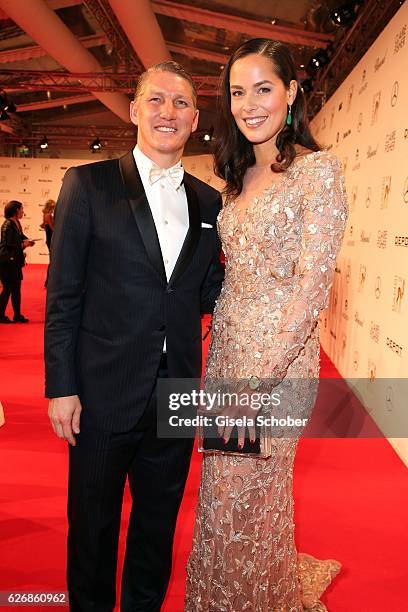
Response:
[260,155,348,382]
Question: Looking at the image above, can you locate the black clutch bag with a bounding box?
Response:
[198,415,272,458]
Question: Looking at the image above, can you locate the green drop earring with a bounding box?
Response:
[286,104,292,126]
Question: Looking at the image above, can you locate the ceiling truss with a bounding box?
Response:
[0,69,220,96]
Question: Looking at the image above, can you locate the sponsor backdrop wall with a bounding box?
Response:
[0,153,223,266]
[312,2,408,463]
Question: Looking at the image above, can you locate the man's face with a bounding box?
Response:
[130,70,199,165]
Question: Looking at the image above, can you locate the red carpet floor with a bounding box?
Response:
[1,264,407,611]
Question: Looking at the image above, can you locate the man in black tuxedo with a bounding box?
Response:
[45,61,223,611]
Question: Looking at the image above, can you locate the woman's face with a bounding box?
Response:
[16,206,24,219]
[229,53,297,146]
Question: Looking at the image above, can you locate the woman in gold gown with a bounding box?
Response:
[185,39,348,611]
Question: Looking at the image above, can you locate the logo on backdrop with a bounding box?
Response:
[351,185,358,211]
[41,188,51,198]
[366,187,372,208]
[385,130,396,152]
[381,177,392,209]
[330,107,335,128]
[41,164,50,174]
[370,321,380,343]
[374,50,387,72]
[354,311,364,327]
[347,85,354,112]
[357,112,363,132]
[346,261,351,283]
[341,334,346,356]
[403,177,408,204]
[368,359,376,382]
[394,25,406,54]
[353,351,359,371]
[358,69,368,95]
[375,276,381,299]
[392,276,405,313]
[394,236,408,247]
[385,385,394,412]
[371,92,381,124]
[347,225,355,247]
[20,175,29,184]
[342,297,349,321]
[367,144,378,159]
[391,81,399,107]
[352,148,360,171]
[385,386,393,413]
[358,265,366,292]
[377,229,388,249]
[360,230,370,244]
[386,337,403,357]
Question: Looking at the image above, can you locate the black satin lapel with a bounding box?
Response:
[168,173,201,288]
[119,152,166,283]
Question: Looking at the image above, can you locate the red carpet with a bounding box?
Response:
[1,264,407,611]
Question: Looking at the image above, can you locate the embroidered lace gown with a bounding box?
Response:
[185,151,348,611]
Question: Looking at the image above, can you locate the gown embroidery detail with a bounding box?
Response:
[185,151,348,611]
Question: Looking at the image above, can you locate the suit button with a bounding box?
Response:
[158,325,165,332]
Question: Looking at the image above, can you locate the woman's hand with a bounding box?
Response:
[22,240,35,248]
[217,387,260,448]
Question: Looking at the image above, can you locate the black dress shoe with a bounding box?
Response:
[0,315,12,324]
[13,315,29,323]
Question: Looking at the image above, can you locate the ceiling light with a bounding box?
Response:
[307,49,329,76]
[330,3,361,27]
[0,91,16,114]
[90,138,102,151]
[201,127,214,143]
[40,136,49,149]
[6,101,16,113]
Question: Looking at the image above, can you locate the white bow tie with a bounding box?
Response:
[149,164,184,190]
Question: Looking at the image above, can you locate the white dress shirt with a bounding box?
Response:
[133,145,189,281]
[133,145,189,351]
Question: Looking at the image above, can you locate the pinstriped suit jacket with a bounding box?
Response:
[44,151,224,432]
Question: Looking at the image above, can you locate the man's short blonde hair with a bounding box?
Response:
[134,60,197,107]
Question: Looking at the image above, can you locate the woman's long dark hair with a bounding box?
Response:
[214,38,320,198]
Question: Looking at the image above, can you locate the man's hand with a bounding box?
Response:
[48,395,82,446]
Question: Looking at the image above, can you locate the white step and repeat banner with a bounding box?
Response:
[312,2,408,462]
[0,154,223,264]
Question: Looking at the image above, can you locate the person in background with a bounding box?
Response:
[42,198,55,251]
[0,200,34,323]
[41,198,55,287]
